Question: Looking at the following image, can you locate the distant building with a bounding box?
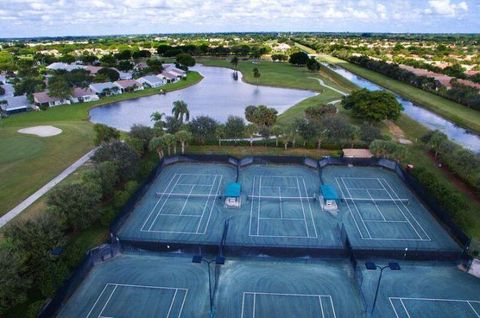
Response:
[114,80,144,93]
[137,75,165,88]
[46,62,84,72]
[70,87,100,103]
[33,91,71,108]
[89,82,121,97]
[0,95,31,114]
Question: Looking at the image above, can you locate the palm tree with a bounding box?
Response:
[150,111,166,129]
[172,100,190,123]
[161,133,176,156]
[231,56,239,71]
[271,125,282,147]
[245,124,257,147]
[149,136,165,158]
[175,130,192,154]
[253,67,261,85]
[215,125,226,146]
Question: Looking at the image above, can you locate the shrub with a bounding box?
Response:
[47,182,102,232]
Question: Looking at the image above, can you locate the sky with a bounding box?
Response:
[0,0,478,38]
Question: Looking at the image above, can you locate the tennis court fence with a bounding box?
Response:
[38,244,119,318]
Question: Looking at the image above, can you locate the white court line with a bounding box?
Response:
[366,189,386,221]
[140,174,180,231]
[179,185,195,216]
[142,173,221,235]
[302,177,319,239]
[389,297,480,318]
[249,176,257,236]
[340,177,372,238]
[249,175,317,239]
[146,174,183,231]
[335,177,365,239]
[87,283,188,318]
[241,292,336,318]
[380,178,431,241]
[196,175,222,234]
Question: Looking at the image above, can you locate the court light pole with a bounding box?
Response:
[365,262,401,316]
[192,255,225,318]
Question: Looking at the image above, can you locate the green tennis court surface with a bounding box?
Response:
[359,261,480,317]
[117,163,342,249]
[215,258,364,317]
[56,253,210,318]
[321,166,460,252]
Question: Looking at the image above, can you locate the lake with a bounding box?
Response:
[89,64,317,131]
[324,64,480,152]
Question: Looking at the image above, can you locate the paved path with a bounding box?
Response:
[0,148,96,228]
[309,77,348,96]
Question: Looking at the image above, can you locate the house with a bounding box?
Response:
[134,62,148,72]
[89,82,121,96]
[0,95,31,114]
[46,62,84,72]
[70,87,100,103]
[112,68,133,80]
[163,64,187,77]
[137,75,165,88]
[158,71,178,83]
[33,91,71,108]
[114,80,143,93]
[84,65,103,75]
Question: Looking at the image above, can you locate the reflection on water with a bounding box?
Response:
[326,64,480,152]
[89,64,317,131]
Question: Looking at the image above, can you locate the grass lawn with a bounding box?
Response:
[318,54,480,134]
[197,57,351,93]
[0,72,202,217]
[187,145,339,159]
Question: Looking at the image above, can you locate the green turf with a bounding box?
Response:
[0,72,202,216]
[0,122,94,215]
[318,54,480,134]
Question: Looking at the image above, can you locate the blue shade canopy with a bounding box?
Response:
[320,184,340,201]
[224,182,241,197]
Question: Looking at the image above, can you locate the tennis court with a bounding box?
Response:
[215,258,365,317]
[117,163,342,249]
[118,163,236,243]
[360,261,480,317]
[57,253,210,318]
[321,166,460,251]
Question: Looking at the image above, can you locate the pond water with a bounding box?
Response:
[325,64,480,152]
[89,64,317,131]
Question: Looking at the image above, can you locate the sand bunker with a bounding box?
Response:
[18,125,63,137]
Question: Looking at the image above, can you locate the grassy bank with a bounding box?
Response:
[0,72,202,216]
[318,54,480,134]
[187,145,339,159]
[197,57,349,93]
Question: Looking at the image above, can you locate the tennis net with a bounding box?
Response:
[247,195,316,202]
[342,197,409,204]
[155,192,220,199]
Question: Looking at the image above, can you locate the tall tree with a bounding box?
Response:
[230,56,239,70]
[253,67,261,85]
[172,100,190,123]
[289,52,309,66]
[175,130,192,154]
[150,111,166,129]
[161,133,176,155]
[149,136,165,158]
[342,89,403,122]
[225,116,245,140]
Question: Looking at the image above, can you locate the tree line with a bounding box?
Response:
[345,55,480,111]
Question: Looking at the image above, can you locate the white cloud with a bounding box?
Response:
[427,0,468,17]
